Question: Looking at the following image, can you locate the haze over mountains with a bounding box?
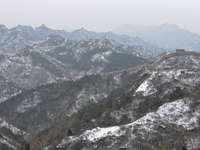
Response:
[0,24,168,58]
[3,23,200,59]
[114,23,200,51]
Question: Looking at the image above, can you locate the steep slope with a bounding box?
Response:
[11,35,149,79]
[50,51,200,150]
[0,35,149,107]
[0,54,57,89]
[57,93,200,150]
[0,25,8,36]
[0,68,145,133]
[0,75,21,103]
[114,23,200,51]
[0,50,199,149]
[0,117,29,150]
[0,30,34,53]
[10,25,38,41]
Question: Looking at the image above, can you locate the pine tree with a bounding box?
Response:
[67,128,73,136]
[181,146,187,150]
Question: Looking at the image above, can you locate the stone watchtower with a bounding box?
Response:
[176,49,185,53]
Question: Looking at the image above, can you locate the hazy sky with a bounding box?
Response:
[1,0,200,34]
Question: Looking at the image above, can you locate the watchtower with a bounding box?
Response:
[176,49,185,53]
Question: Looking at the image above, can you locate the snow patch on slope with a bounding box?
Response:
[135,69,200,97]
[0,118,26,136]
[81,126,126,142]
[135,79,157,96]
[17,92,41,113]
[91,51,112,62]
[57,97,200,148]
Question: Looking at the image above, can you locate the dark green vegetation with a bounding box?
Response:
[34,86,135,145]
[0,69,145,142]
[48,47,108,71]
[0,62,191,150]
[47,46,149,73]
[103,52,148,73]
[0,143,11,150]
[181,146,187,150]
[33,79,188,147]
[14,41,150,83]
[169,86,186,100]
[136,86,187,117]
[17,141,30,150]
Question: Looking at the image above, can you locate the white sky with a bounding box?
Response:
[0,0,200,34]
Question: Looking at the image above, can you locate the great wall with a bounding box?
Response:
[101,49,200,77]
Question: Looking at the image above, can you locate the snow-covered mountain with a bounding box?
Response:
[0,35,149,107]
[46,50,200,150]
[0,66,147,150]
[4,35,148,84]
[1,49,199,149]
[0,75,21,103]
[57,94,200,150]
[114,23,200,51]
[0,24,168,57]
[0,54,57,89]
[62,27,168,58]
[0,26,35,53]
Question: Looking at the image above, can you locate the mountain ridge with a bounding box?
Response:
[0,50,199,149]
[113,23,200,51]
[0,24,169,57]
[35,50,200,149]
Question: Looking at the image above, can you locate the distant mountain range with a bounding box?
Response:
[0,24,168,58]
[114,23,200,51]
[3,23,200,149]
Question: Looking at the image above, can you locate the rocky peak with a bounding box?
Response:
[72,27,87,33]
[12,25,34,32]
[0,25,8,36]
[160,22,179,28]
[0,24,7,31]
[35,24,49,30]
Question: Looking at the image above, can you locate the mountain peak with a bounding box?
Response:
[72,27,87,33]
[36,24,50,30]
[0,24,7,31]
[15,25,34,30]
[161,23,179,29]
